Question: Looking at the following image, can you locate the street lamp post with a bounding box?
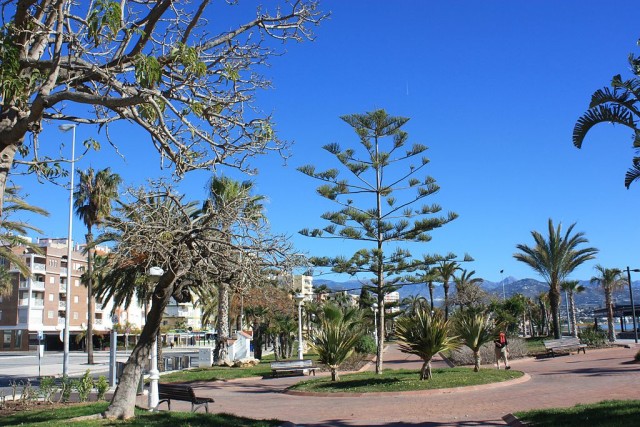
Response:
[500,269,505,301]
[59,124,76,378]
[147,267,164,411]
[626,267,639,344]
[372,303,379,346]
[108,314,118,388]
[294,293,305,360]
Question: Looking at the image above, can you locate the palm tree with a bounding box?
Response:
[452,269,486,310]
[310,304,362,381]
[591,265,625,342]
[433,260,460,320]
[573,65,640,189]
[453,309,494,372]
[401,295,428,315]
[0,185,48,295]
[395,309,460,380]
[561,280,585,337]
[74,167,121,364]
[207,176,264,362]
[514,219,598,339]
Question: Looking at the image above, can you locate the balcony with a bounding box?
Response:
[32,281,45,291]
[18,299,29,307]
[58,301,66,310]
[19,280,28,289]
[60,267,67,275]
[95,318,103,325]
[58,317,65,326]
[32,299,44,308]
[59,284,68,293]
[95,303,103,312]
[32,263,46,272]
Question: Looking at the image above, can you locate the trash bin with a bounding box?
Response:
[198,347,214,367]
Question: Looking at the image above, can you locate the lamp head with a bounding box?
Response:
[147,266,164,283]
[58,124,75,132]
[293,293,305,304]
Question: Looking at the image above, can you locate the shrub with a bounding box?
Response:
[448,337,527,366]
[39,376,57,403]
[75,370,94,402]
[96,376,109,401]
[354,335,377,355]
[579,328,607,347]
[59,375,73,403]
[635,350,640,362]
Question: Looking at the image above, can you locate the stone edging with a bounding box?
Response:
[282,372,531,398]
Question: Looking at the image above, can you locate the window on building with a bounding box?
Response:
[48,311,54,319]
[15,330,22,349]
[3,331,11,350]
[74,296,79,304]
[0,310,2,320]
[73,312,78,320]
[74,279,80,287]
[49,294,53,302]
[49,276,55,284]
[48,259,58,267]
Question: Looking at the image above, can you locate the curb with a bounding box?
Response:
[502,413,528,426]
[283,372,531,398]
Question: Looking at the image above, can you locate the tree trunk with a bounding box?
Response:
[86,232,94,365]
[473,350,481,372]
[444,282,450,321]
[330,366,339,381]
[420,359,432,380]
[104,271,176,420]
[605,290,615,342]
[428,282,434,311]
[375,296,384,374]
[549,286,561,339]
[216,282,230,363]
[253,321,263,359]
[569,293,579,337]
[0,142,19,218]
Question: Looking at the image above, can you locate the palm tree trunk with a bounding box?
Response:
[444,282,450,321]
[605,290,615,342]
[549,286,562,339]
[473,350,481,372]
[569,293,579,337]
[330,367,339,381]
[0,142,19,218]
[428,281,434,311]
[216,282,230,363]
[85,232,95,364]
[105,270,176,420]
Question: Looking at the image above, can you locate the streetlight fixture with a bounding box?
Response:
[146,266,164,411]
[500,269,505,301]
[294,293,305,360]
[626,267,639,344]
[371,303,379,346]
[59,124,76,377]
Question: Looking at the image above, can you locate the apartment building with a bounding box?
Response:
[0,238,134,351]
[291,274,314,301]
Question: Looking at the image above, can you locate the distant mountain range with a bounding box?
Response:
[314,276,639,309]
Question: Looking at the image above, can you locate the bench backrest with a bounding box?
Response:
[158,383,196,401]
[543,337,581,347]
[271,359,313,369]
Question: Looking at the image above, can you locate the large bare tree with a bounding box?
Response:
[95,181,295,419]
[0,0,326,214]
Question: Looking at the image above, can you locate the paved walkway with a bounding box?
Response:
[138,343,640,426]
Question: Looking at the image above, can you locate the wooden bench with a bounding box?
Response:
[157,383,214,413]
[270,359,318,377]
[543,337,587,357]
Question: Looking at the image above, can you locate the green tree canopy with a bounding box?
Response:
[299,109,457,374]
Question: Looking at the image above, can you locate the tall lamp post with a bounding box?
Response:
[500,269,505,301]
[372,303,379,346]
[59,124,76,377]
[294,293,305,360]
[626,267,639,344]
[147,267,164,411]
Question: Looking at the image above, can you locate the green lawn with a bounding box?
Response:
[288,367,523,393]
[1,402,281,427]
[515,400,640,426]
[524,336,547,355]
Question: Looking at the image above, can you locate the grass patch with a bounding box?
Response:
[289,367,523,393]
[1,401,281,426]
[524,336,547,355]
[159,353,321,383]
[515,399,640,426]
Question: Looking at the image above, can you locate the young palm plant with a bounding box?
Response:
[590,265,625,342]
[395,309,460,380]
[453,309,494,372]
[310,304,363,381]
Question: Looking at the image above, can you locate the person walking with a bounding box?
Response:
[494,331,511,370]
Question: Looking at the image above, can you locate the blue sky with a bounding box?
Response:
[16,1,640,284]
